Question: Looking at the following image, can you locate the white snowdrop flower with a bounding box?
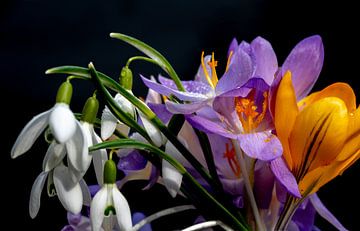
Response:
[90,160,132,231]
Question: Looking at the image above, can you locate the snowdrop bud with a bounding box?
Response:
[81,95,99,124]
[56,81,73,104]
[120,66,133,90]
[104,160,117,184]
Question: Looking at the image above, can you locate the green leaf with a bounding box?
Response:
[110,33,185,92]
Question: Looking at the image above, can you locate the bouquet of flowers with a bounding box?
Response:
[11,33,358,231]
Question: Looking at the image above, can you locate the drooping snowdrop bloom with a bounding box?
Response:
[91,159,132,231]
[101,67,165,147]
[11,81,77,158]
[72,95,108,185]
[29,141,86,218]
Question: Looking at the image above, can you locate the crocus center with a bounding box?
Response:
[201,51,218,89]
[235,91,268,133]
[223,142,241,177]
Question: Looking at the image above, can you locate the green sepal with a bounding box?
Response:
[103,160,117,184]
[81,96,99,124]
[56,81,73,104]
[120,66,133,90]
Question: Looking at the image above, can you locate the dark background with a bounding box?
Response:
[1,0,359,230]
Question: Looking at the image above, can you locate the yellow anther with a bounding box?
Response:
[225,51,234,73]
[201,51,215,89]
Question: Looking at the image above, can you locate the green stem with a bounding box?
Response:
[194,129,224,195]
[274,196,302,231]
[232,140,264,231]
[90,139,248,230]
[126,56,160,68]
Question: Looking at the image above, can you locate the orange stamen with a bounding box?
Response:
[223,143,241,177]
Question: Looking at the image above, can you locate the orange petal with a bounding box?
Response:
[274,71,298,170]
[338,107,360,160]
[298,83,356,112]
[289,97,348,175]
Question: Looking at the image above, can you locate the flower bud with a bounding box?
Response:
[120,66,133,90]
[103,159,117,184]
[56,81,73,104]
[81,95,99,124]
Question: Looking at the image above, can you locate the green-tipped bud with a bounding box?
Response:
[81,96,99,124]
[103,160,117,184]
[56,81,73,104]
[120,66,133,90]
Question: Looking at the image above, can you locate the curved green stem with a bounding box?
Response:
[126,56,159,68]
[90,139,248,230]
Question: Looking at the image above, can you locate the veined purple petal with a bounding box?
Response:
[118,151,147,171]
[217,87,251,98]
[239,41,251,55]
[292,200,316,231]
[282,35,324,100]
[220,177,244,196]
[186,115,237,139]
[242,77,270,92]
[270,157,301,198]
[165,100,209,114]
[254,161,274,209]
[147,103,173,124]
[227,38,239,57]
[141,75,210,102]
[159,75,214,95]
[309,194,348,231]
[216,46,254,95]
[238,132,282,161]
[250,37,278,85]
[213,96,241,133]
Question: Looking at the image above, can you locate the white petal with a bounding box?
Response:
[117,123,131,136]
[102,216,116,231]
[29,171,48,218]
[165,140,189,167]
[42,141,66,172]
[101,106,118,140]
[145,77,162,104]
[162,159,183,198]
[139,111,164,147]
[66,121,90,172]
[53,165,83,214]
[11,109,51,158]
[114,93,136,117]
[49,103,77,143]
[112,187,132,230]
[92,129,108,185]
[67,158,85,183]
[91,186,108,231]
[79,179,92,207]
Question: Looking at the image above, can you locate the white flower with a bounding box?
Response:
[11,103,77,159]
[101,92,166,147]
[29,141,88,218]
[90,159,132,231]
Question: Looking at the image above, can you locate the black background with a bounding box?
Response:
[1,0,359,230]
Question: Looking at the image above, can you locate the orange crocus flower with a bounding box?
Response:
[274,71,360,196]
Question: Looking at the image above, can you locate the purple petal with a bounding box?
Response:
[270,157,301,198]
[227,38,239,57]
[217,86,251,98]
[88,184,101,197]
[238,132,282,161]
[292,200,316,231]
[194,55,213,84]
[220,177,244,196]
[118,151,147,171]
[239,41,251,54]
[282,35,324,100]
[165,100,209,114]
[250,37,278,85]
[67,212,82,226]
[254,161,275,209]
[132,212,152,231]
[216,46,254,95]
[186,115,237,139]
[61,225,75,231]
[207,134,238,179]
[142,164,160,190]
[159,75,214,95]
[232,196,244,208]
[309,194,348,231]
[213,96,241,133]
[141,75,209,102]
[148,103,173,124]
[242,77,270,92]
